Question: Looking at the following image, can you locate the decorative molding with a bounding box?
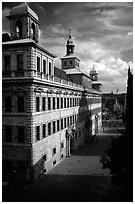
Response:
[34,87,44,93]
[56,89,62,94]
[47,88,53,94]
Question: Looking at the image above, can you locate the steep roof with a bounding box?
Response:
[54,67,68,81]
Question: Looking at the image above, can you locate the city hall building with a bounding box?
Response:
[2,3,102,182]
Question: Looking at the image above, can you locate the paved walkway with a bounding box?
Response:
[3,130,128,202]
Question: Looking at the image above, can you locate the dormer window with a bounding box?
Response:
[64,61,67,66]
[31,22,35,40]
[16,20,22,38]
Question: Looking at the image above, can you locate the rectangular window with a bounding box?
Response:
[61,98,63,109]
[67,117,69,126]
[5,126,12,143]
[70,60,72,66]
[43,153,47,162]
[17,54,23,71]
[57,98,59,109]
[17,126,25,143]
[73,98,74,107]
[75,115,77,123]
[37,56,40,72]
[48,122,51,136]
[48,97,51,110]
[4,55,10,71]
[57,120,59,131]
[43,124,46,138]
[36,97,40,112]
[4,160,13,172]
[61,118,63,130]
[73,115,75,124]
[52,147,56,156]
[64,98,66,108]
[5,97,11,112]
[70,98,72,107]
[64,118,66,128]
[49,62,51,76]
[61,142,64,149]
[53,97,55,110]
[17,97,24,112]
[64,61,67,66]
[42,97,46,111]
[36,126,40,140]
[67,98,69,108]
[43,60,46,74]
[70,116,72,125]
[53,121,56,133]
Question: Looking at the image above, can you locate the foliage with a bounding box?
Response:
[100,131,131,186]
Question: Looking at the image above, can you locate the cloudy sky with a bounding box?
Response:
[2,2,133,93]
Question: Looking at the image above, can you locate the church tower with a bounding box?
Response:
[66,27,75,55]
[90,65,102,91]
[61,28,80,70]
[7,3,40,43]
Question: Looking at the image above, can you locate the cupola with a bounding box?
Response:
[7,3,40,42]
[90,65,98,81]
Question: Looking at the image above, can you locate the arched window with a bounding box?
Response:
[31,23,35,40]
[16,20,22,38]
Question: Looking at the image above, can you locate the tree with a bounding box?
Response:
[100,131,129,186]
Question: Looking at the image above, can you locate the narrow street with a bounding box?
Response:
[3,129,128,202]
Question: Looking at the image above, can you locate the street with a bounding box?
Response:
[3,128,128,202]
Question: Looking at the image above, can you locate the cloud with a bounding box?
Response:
[2,8,10,33]
[2,2,133,93]
[48,24,67,35]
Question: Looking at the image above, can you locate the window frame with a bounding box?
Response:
[5,125,12,143]
[17,54,23,71]
[48,97,51,110]
[4,55,11,72]
[52,147,56,156]
[49,62,52,76]
[5,96,11,112]
[42,124,46,138]
[17,96,24,113]
[36,126,40,141]
[36,96,40,112]
[42,97,46,111]
[17,126,25,143]
[43,59,46,74]
[53,121,56,134]
[48,122,51,136]
[37,56,40,73]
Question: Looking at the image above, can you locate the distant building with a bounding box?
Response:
[2,3,102,182]
[102,92,126,113]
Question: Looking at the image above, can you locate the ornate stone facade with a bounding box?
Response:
[2,3,102,182]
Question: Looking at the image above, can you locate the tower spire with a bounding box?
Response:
[69,27,72,37]
[66,27,75,55]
